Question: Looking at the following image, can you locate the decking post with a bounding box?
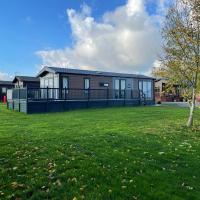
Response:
[52,87,54,100]
[87,88,90,108]
[26,86,28,114]
[46,87,49,112]
[107,88,109,106]
[153,80,155,104]
[63,87,67,111]
[6,88,8,109]
[47,87,49,101]
[131,90,133,106]
[18,88,20,112]
[65,87,67,101]
[124,90,126,106]
[12,89,14,110]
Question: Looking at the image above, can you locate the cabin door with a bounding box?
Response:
[61,77,68,99]
[48,78,53,99]
[114,79,126,99]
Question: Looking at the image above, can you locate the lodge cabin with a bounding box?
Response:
[13,76,40,88]
[37,67,155,100]
[0,81,13,102]
[155,78,183,103]
[7,67,155,114]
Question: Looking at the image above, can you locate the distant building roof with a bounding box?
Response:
[0,81,13,85]
[37,66,154,79]
[155,78,168,82]
[13,76,39,83]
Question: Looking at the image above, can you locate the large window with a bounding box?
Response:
[44,79,48,88]
[62,77,68,89]
[84,78,90,94]
[120,80,126,90]
[41,78,53,88]
[84,78,90,89]
[41,79,45,88]
[2,87,6,93]
[40,78,54,99]
[115,79,120,90]
[115,79,126,90]
[114,79,126,98]
[139,81,152,99]
[62,77,69,98]
[48,78,53,88]
[48,79,53,98]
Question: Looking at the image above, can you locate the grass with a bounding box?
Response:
[0,104,200,200]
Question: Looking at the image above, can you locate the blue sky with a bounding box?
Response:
[0,0,164,79]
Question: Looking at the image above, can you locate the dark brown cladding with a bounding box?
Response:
[60,73,113,89]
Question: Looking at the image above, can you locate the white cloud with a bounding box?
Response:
[157,0,172,14]
[36,0,169,74]
[153,59,162,68]
[0,72,10,80]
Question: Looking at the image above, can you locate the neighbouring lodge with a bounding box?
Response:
[155,78,183,103]
[12,76,40,88]
[7,66,155,114]
[155,78,200,103]
[0,81,14,102]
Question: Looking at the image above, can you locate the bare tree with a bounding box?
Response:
[158,0,200,127]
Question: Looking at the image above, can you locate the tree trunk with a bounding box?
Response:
[187,87,196,127]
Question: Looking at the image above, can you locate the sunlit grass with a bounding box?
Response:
[0,104,200,200]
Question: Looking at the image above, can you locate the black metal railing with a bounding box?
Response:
[139,90,146,105]
[8,87,143,102]
[12,88,27,100]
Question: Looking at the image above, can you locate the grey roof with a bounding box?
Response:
[13,76,39,83]
[37,66,154,79]
[0,81,13,85]
[155,78,168,82]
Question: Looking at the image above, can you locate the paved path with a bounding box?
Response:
[157,102,200,108]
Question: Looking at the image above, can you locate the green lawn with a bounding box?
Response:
[0,104,200,200]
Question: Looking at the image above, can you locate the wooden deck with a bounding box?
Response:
[7,88,155,114]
